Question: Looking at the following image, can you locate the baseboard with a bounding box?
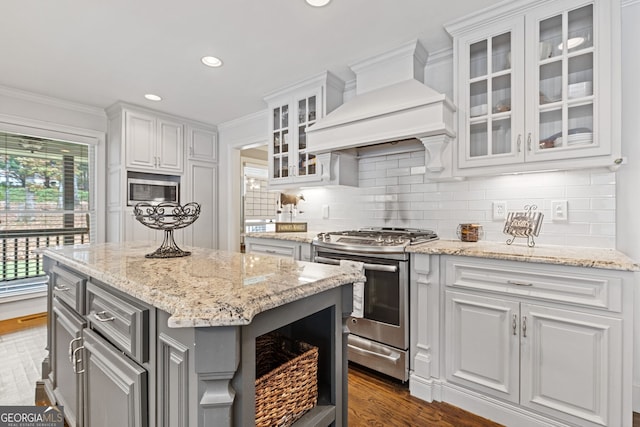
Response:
[440,383,572,427]
[634,383,640,412]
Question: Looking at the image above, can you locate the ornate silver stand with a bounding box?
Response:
[503,204,543,247]
[133,202,201,258]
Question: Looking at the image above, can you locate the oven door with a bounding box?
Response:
[314,250,408,350]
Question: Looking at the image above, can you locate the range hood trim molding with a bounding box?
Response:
[307,79,455,133]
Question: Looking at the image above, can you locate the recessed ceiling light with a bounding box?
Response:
[558,37,585,51]
[201,56,223,67]
[144,94,162,101]
[306,0,331,7]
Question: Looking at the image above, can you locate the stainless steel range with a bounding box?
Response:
[312,227,438,381]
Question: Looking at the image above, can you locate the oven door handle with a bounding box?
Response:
[315,256,398,273]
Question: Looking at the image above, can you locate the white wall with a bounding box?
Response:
[218,110,268,251]
[618,0,640,411]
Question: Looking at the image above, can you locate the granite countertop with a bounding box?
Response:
[245,232,318,243]
[43,242,364,328]
[407,240,640,271]
[246,232,639,271]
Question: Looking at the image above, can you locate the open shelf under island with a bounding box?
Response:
[39,241,364,427]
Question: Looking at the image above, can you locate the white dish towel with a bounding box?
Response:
[339,260,365,318]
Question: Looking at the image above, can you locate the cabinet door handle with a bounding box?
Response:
[516,134,522,153]
[507,280,533,287]
[512,314,518,336]
[54,285,70,292]
[94,310,115,322]
[527,133,532,151]
[522,316,527,338]
[72,345,85,374]
[68,337,82,362]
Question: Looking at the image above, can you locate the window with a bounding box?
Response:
[0,131,94,298]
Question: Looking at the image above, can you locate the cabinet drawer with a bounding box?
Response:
[86,281,149,363]
[51,265,87,314]
[445,257,622,312]
[248,243,297,259]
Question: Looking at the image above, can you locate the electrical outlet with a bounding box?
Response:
[552,200,568,222]
[493,201,507,221]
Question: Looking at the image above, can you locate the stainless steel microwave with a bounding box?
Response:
[127,176,180,206]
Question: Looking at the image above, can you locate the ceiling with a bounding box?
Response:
[0,0,504,126]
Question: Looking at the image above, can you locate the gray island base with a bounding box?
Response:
[40,242,362,427]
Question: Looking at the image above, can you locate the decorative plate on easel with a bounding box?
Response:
[503,205,543,247]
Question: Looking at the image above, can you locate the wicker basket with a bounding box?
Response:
[254,333,319,427]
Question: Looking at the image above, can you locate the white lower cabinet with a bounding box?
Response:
[408,254,634,427]
[244,237,311,261]
[446,291,622,426]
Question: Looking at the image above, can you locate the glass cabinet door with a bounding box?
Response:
[537,4,594,153]
[271,104,289,179]
[296,95,317,177]
[467,32,514,161]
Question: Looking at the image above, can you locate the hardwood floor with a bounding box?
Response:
[348,363,502,426]
[349,363,640,427]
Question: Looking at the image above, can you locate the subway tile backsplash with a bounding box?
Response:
[295,150,616,248]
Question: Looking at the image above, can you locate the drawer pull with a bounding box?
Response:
[95,311,115,322]
[68,337,82,362]
[54,285,70,292]
[265,249,277,254]
[508,280,533,287]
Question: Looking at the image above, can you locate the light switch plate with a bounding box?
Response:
[322,204,330,219]
[551,200,568,222]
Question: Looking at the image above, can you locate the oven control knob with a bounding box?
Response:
[375,235,384,243]
[384,237,394,244]
[324,234,331,242]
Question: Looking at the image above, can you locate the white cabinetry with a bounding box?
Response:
[183,160,217,249]
[445,0,621,176]
[125,110,184,173]
[265,72,354,189]
[106,103,218,248]
[244,237,311,262]
[441,256,630,427]
[187,125,217,162]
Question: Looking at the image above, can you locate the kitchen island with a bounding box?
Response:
[40,241,364,427]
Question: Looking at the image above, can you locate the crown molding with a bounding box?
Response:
[0,84,106,118]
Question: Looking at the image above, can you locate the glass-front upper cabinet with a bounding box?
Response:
[265,72,344,189]
[467,28,522,166]
[534,5,594,154]
[447,0,620,176]
[271,104,289,180]
[296,95,317,178]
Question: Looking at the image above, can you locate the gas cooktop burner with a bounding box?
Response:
[313,227,438,253]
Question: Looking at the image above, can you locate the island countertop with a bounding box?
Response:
[42,241,364,328]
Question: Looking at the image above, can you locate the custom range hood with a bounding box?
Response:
[307,40,456,175]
